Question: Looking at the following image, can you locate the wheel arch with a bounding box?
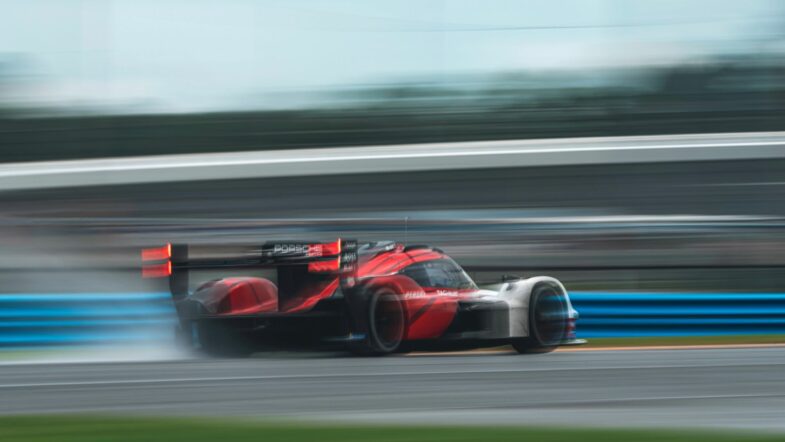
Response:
[502,276,572,338]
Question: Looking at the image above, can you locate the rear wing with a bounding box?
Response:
[141,239,358,299]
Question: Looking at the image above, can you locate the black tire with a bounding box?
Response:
[196,321,254,358]
[173,324,194,351]
[355,288,406,356]
[511,284,568,354]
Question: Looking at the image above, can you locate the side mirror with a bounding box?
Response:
[501,274,523,283]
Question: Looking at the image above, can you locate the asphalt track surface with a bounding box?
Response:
[1,347,784,431]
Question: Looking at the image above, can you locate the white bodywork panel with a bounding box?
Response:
[479,277,576,338]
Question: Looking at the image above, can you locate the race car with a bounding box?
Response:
[142,239,583,356]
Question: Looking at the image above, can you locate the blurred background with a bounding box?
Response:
[1,0,784,160]
[4,1,785,437]
[1,0,785,348]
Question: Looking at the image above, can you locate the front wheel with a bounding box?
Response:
[511,284,568,354]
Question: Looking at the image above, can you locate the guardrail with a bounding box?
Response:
[2,131,785,191]
[571,292,785,337]
[0,291,784,348]
[0,293,174,347]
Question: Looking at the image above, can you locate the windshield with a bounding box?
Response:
[400,258,477,290]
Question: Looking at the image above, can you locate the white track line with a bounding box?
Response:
[3,361,785,389]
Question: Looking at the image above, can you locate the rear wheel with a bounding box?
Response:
[355,288,405,356]
[511,284,568,354]
[196,321,254,358]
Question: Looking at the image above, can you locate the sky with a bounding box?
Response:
[0,0,782,112]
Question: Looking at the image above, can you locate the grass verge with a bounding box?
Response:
[1,416,783,442]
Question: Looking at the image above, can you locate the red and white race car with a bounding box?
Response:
[142,239,583,356]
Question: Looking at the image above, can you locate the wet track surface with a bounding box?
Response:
[1,347,784,430]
